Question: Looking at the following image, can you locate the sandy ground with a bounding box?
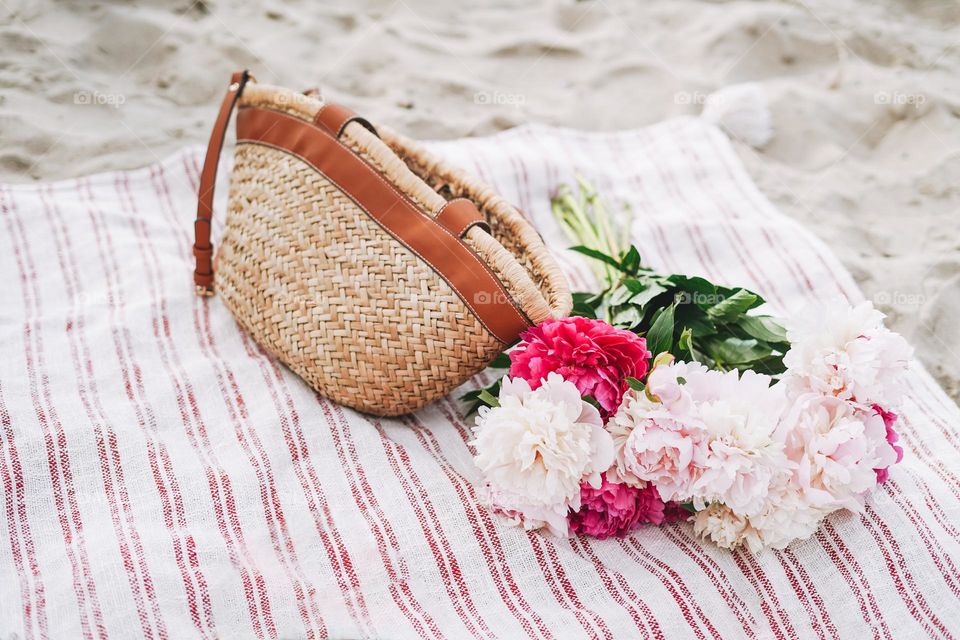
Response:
[2,0,958,401]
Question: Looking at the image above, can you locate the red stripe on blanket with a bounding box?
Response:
[3,187,108,640]
[116,174,216,636]
[41,182,163,639]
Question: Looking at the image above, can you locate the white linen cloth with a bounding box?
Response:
[1,117,958,639]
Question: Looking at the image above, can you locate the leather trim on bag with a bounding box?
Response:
[314,103,379,139]
[236,106,531,344]
[435,198,491,238]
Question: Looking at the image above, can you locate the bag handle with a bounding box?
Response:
[193,70,252,294]
[192,73,492,295]
[192,72,383,294]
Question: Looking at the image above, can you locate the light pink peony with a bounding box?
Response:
[610,362,786,514]
[685,369,789,516]
[483,484,571,538]
[872,405,903,484]
[607,361,710,496]
[775,393,899,512]
[568,475,667,539]
[509,316,652,418]
[782,300,912,408]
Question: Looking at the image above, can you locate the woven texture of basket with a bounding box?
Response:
[200,77,571,415]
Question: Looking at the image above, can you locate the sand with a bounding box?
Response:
[2,0,958,401]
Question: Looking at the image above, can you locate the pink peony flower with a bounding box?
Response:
[568,475,667,539]
[509,317,652,418]
[872,405,903,484]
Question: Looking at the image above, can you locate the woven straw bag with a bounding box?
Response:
[193,71,572,415]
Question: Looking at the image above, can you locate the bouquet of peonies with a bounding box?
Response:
[465,180,912,552]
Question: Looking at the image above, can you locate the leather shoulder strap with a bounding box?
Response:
[193,70,251,294]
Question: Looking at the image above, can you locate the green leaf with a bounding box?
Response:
[569,245,622,270]
[460,389,482,401]
[646,304,675,357]
[675,305,717,338]
[488,352,511,368]
[571,300,599,319]
[716,284,766,309]
[625,377,645,391]
[477,389,500,408]
[585,291,607,307]
[621,278,646,294]
[703,337,772,366]
[461,378,503,415]
[611,305,642,329]
[607,284,635,307]
[691,347,712,368]
[627,282,667,309]
[619,246,642,275]
[706,289,759,322]
[571,291,601,318]
[677,327,694,358]
[744,354,788,376]
[738,315,789,344]
[573,291,597,304]
[667,275,717,298]
[582,395,601,409]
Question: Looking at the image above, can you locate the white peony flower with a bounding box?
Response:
[481,483,571,538]
[471,373,614,533]
[692,504,759,552]
[693,484,830,553]
[782,300,912,408]
[746,482,830,550]
[687,369,790,516]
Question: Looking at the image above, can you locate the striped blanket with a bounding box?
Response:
[1,118,958,639]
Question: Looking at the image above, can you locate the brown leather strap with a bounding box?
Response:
[237,106,531,344]
[194,70,252,292]
[313,102,378,139]
[435,198,491,238]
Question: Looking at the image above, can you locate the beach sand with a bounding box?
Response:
[2,0,957,400]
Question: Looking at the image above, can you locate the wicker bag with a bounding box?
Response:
[192,71,572,415]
